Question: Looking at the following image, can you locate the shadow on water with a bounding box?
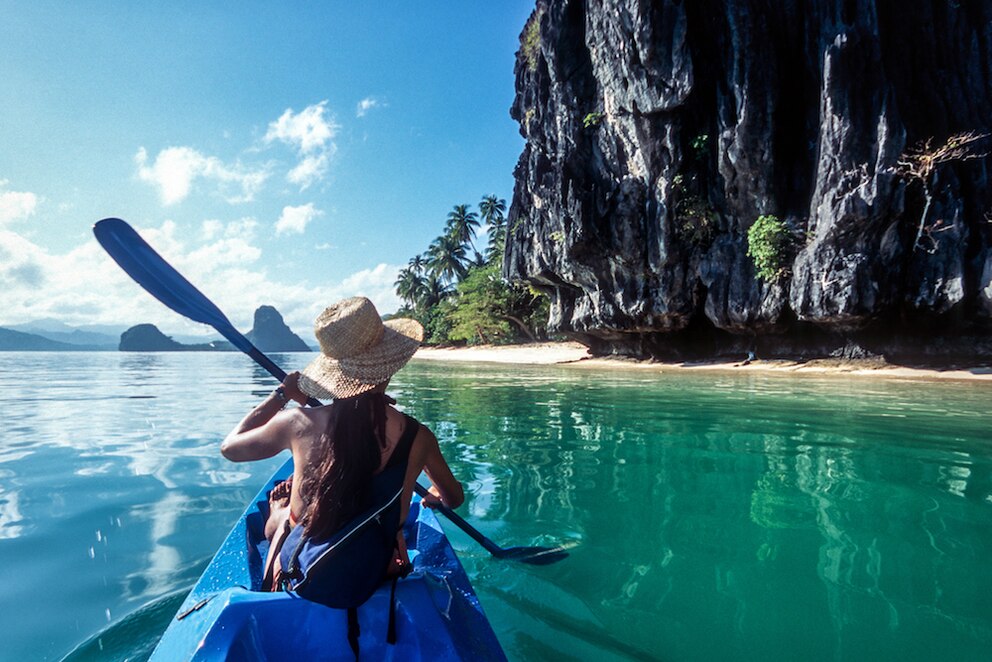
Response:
[60,587,189,662]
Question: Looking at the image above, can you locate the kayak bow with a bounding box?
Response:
[151,459,506,661]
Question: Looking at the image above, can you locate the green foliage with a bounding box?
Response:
[582,112,604,129]
[394,194,548,346]
[422,299,455,345]
[447,265,515,345]
[747,214,792,282]
[672,173,717,248]
[549,230,565,243]
[675,195,717,247]
[521,10,543,72]
[446,264,550,345]
[690,133,709,160]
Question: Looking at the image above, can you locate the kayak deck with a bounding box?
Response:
[152,459,506,661]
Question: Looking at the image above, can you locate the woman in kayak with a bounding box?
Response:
[220,296,464,589]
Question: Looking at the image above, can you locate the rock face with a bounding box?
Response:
[119,324,187,351]
[245,305,311,352]
[506,0,992,361]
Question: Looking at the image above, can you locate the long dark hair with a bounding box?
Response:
[301,391,388,539]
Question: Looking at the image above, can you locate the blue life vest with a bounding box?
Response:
[278,413,419,655]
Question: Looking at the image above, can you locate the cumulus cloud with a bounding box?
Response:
[286,153,329,190]
[356,97,381,118]
[275,204,322,236]
[264,101,338,190]
[135,146,268,205]
[0,181,39,226]
[264,101,337,153]
[0,218,402,338]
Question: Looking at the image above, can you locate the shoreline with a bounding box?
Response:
[413,341,992,383]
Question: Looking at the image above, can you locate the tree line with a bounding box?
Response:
[393,195,549,345]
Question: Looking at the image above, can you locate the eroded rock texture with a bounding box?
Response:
[506,0,992,361]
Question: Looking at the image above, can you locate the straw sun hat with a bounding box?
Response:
[298,297,423,400]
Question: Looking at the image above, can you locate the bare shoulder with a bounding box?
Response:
[411,420,439,458]
[283,405,326,444]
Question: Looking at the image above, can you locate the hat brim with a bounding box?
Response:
[298,317,423,400]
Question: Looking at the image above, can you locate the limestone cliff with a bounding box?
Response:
[245,305,311,352]
[506,0,992,361]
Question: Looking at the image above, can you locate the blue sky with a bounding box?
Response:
[0,1,535,336]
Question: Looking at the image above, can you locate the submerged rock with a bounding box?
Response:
[506,0,992,361]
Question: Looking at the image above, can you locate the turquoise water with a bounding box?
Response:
[0,353,990,660]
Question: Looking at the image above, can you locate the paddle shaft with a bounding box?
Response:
[413,484,505,556]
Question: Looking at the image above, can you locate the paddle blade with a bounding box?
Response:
[497,545,569,565]
[94,218,242,349]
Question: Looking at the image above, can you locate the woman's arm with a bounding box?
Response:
[220,373,308,462]
[417,427,464,509]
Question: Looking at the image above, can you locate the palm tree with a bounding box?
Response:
[470,250,486,268]
[445,204,480,252]
[479,195,507,263]
[394,267,427,308]
[407,253,428,275]
[420,272,452,309]
[479,195,506,226]
[428,233,469,283]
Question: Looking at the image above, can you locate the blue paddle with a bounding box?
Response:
[93,217,567,565]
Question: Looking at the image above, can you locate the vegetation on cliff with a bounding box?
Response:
[394,195,549,345]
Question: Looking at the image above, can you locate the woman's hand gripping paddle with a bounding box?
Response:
[93,217,568,565]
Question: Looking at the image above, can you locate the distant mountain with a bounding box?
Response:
[245,305,311,352]
[119,324,227,351]
[4,306,311,352]
[18,328,118,348]
[0,327,86,351]
[9,319,127,337]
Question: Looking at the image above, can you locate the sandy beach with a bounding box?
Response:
[415,341,992,382]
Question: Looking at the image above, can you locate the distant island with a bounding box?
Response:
[118,324,231,351]
[0,305,314,352]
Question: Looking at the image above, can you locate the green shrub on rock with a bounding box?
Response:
[747,214,792,282]
[521,10,543,72]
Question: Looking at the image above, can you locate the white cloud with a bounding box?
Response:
[356,97,381,118]
[264,101,338,190]
[264,101,338,154]
[286,153,329,191]
[202,217,258,242]
[201,219,223,241]
[0,181,39,226]
[135,146,268,205]
[275,204,322,236]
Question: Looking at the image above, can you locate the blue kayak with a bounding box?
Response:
[151,459,507,660]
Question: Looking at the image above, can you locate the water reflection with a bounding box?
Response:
[0,484,24,540]
[396,362,992,660]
